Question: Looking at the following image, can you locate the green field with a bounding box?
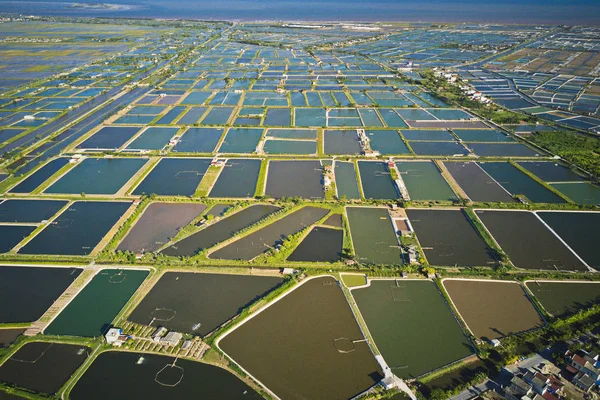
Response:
[352,280,473,379]
[341,274,367,287]
[526,281,600,317]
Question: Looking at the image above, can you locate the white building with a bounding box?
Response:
[105,328,129,346]
[161,331,183,347]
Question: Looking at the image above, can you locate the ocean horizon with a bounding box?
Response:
[1,0,600,25]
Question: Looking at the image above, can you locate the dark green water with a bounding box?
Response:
[118,203,206,253]
[0,266,81,323]
[45,269,148,337]
[335,161,361,200]
[220,276,383,400]
[526,281,600,317]
[209,158,260,198]
[70,352,262,400]
[129,272,283,336]
[0,225,35,253]
[46,158,147,195]
[0,199,67,223]
[19,201,130,255]
[480,162,565,203]
[537,211,599,269]
[346,207,403,265]
[0,342,90,394]
[133,158,212,196]
[353,280,472,378]
[407,209,497,267]
[288,226,343,262]
[162,205,280,257]
[211,206,329,260]
[476,210,586,271]
[396,161,457,201]
[358,161,398,200]
[444,162,515,203]
[9,158,69,193]
[265,160,324,199]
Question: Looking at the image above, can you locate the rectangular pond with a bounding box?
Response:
[476,210,587,271]
[209,159,260,198]
[443,279,544,340]
[129,272,283,336]
[45,158,147,195]
[172,128,223,153]
[358,161,398,200]
[536,211,599,270]
[161,205,280,257]
[346,207,403,265]
[9,158,69,193]
[45,268,148,337]
[0,199,67,223]
[0,225,35,253]
[517,161,584,182]
[287,226,343,263]
[210,206,329,260]
[19,201,130,255]
[525,281,600,317]
[551,182,600,205]
[117,202,206,253]
[77,126,140,150]
[263,139,316,155]
[453,129,513,142]
[353,280,472,379]
[407,209,497,267]
[469,143,542,157]
[335,161,361,200]
[324,129,362,155]
[218,128,263,154]
[219,276,383,400]
[479,162,565,203]
[366,130,410,155]
[0,266,81,323]
[266,128,316,139]
[0,342,90,395]
[409,141,469,156]
[133,158,211,196]
[265,160,324,199]
[70,352,262,400]
[444,162,515,203]
[125,127,178,150]
[396,161,457,201]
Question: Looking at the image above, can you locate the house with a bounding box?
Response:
[211,158,225,167]
[572,372,596,392]
[161,331,183,347]
[381,376,397,390]
[522,370,563,399]
[565,350,599,391]
[407,245,418,264]
[362,149,379,157]
[105,328,129,347]
[152,326,168,342]
[509,375,534,397]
